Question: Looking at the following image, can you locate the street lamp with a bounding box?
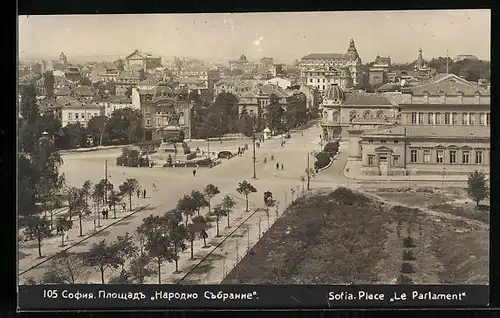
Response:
[252,125,257,179]
[206,138,210,159]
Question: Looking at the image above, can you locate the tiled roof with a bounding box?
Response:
[382,92,403,105]
[406,73,489,96]
[302,53,347,60]
[71,86,94,97]
[55,87,71,96]
[376,83,400,92]
[240,84,291,99]
[405,126,489,139]
[138,76,159,86]
[117,71,139,80]
[343,92,392,106]
[179,78,204,85]
[99,95,132,104]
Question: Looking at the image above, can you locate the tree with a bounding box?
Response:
[24,216,52,258]
[51,251,88,284]
[265,94,285,134]
[192,215,209,248]
[222,195,236,228]
[37,175,65,230]
[81,181,92,205]
[305,167,316,191]
[79,77,92,86]
[114,58,125,71]
[112,233,138,271]
[43,71,55,98]
[58,123,87,149]
[236,180,257,212]
[177,195,197,226]
[191,190,209,217]
[128,255,155,283]
[211,203,227,237]
[55,217,73,246]
[86,116,108,146]
[84,239,122,284]
[68,187,91,237]
[264,191,275,228]
[238,109,255,137]
[41,263,70,284]
[18,154,40,222]
[119,178,140,211]
[39,112,62,138]
[164,211,187,273]
[106,108,143,144]
[107,190,122,219]
[186,223,198,259]
[466,170,489,207]
[204,184,220,214]
[145,232,175,284]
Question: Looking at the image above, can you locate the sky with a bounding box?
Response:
[18,10,490,64]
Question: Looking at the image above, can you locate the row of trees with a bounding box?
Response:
[189,91,310,139]
[23,177,141,259]
[30,180,260,284]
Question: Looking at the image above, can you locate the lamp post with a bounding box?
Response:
[442,166,446,190]
[206,138,210,159]
[252,126,257,179]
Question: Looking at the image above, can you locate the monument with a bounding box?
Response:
[153,110,197,162]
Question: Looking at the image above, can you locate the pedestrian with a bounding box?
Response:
[122,203,126,211]
[143,189,146,198]
[276,162,279,170]
[102,209,106,219]
[136,189,140,198]
[66,234,69,242]
[271,155,274,161]
[219,137,222,144]
[152,182,157,191]
[281,163,284,170]
[193,169,196,177]
[238,147,241,156]
[104,209,109,219]
[263,157,267,164]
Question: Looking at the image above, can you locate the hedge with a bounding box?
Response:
[314,152,331,170]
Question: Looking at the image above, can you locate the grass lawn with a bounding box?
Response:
[222,187,488,285]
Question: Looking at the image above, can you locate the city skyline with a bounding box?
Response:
[19,10,490,64]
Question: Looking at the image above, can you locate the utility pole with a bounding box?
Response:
[252,128,257,179]
[104,159,108,204]
[206,138,210,159]
[306,153,310,190]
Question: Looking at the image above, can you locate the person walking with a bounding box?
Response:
[143,189,147,198]
[281,163,284,170]
[193,169,197,177]
[122,203,126,211]
[152,183,157,191]
[136,189,141,198]
[276,162,279,170]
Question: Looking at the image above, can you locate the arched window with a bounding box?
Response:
[376,110,385,119]
[363,110,372,119]
[349,110,357,122]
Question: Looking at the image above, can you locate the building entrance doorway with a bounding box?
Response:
[379,156,388,175]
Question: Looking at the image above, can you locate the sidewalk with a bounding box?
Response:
[18,198,148,275]
[343,159,470,182]
[58,144,132,155]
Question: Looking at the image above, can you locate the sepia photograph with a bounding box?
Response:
[18,10,490,288]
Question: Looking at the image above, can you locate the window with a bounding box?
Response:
[418,112,424,124]
[469,113,476,125]
[435,112,441,124]
[487,113,490,125]
[68,112,73,120]
[479,113,485,125]
[157,118,161,126]
[380,140,387,143]
[368,155,374,165]
[452,113,458,125]
[428,112,434,124]
[368,140,373,143]
[444,113,450,125]
[94,113,98,117]
[146,118,151,126]
[322,85,325,90]
[393,156,399,165]
[75,113,79,119]
[81,113,85,119]
[323,79,325,82]
[411,112,417,124]
[436,150,444,163]
[423,150,430,163]
[462,112,468,125]
[476,151,483,164]
[449,150,457,163]
[410,150,418,163]
[309,78,313,83]
[462,151,470,164]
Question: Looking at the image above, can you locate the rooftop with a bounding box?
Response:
[301,53,347,60]
[240,84,291,99]
[404,73,490,96]
[56,96,100,109]
[406,125,489,139]
[343,92,393,106]
[71,85,94,97]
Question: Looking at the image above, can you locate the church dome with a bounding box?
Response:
[324,84,345,102]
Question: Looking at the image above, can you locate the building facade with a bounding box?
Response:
[116,71,141,96]
[96,95,136,117]
[358,73,490,176]
[300,39,363,91]
[238,84,291,119]
[229,55,257,73]
[141,85,192,141]
[125,50,162,71]
[57,96,102,127]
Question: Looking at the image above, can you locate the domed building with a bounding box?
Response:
[320,84,346,141]
[300,39,363,93]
